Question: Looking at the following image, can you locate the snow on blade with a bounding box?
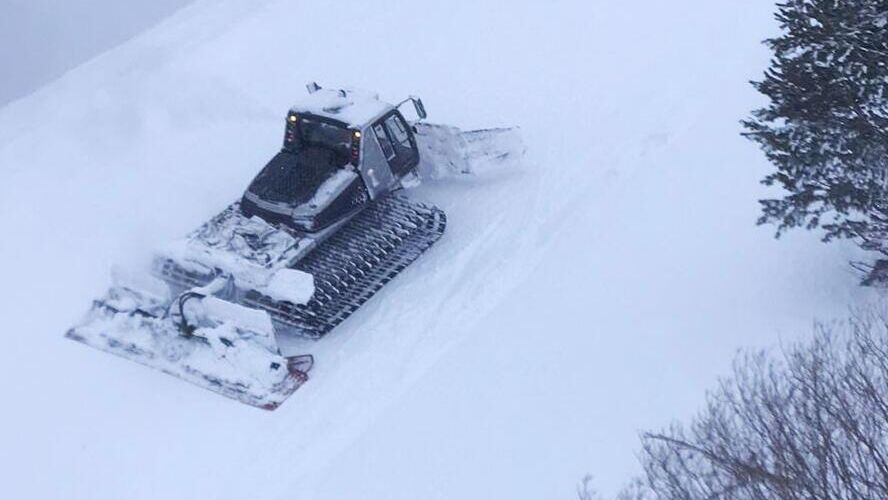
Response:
[65,271,308,410]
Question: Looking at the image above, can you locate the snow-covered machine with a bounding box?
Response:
[66,83,522,409]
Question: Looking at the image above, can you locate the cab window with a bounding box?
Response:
[385,114,411,149]
[373,123,395,160]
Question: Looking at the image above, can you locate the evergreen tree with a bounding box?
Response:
[744,0,888,282]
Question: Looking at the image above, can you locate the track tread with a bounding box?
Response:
[158,195,446,339]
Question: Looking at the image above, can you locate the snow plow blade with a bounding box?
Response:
[65,325,311,410]
[65,281,315,410]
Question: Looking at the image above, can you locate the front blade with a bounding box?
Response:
[66,294,307,410]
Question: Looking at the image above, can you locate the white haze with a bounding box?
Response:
[0,0,190,106]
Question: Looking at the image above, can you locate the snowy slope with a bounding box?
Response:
[0,1,874,499]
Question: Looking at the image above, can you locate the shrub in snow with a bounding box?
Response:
[743,0,888,284]
[613,308,888,499]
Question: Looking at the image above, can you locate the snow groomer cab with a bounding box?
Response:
[240,82,428,233]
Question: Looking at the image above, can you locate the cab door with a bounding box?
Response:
[371,111,419,178]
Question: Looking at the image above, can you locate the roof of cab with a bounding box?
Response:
[289,87,393,127]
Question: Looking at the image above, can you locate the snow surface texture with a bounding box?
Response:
[0,1,876,499]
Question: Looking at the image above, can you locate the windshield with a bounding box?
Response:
[247,149,343,206]
[287,115,352,165]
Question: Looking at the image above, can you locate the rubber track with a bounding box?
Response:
[159,195,446,339]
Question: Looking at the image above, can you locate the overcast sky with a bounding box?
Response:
[0,0,191,107]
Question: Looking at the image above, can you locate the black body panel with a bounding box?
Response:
[240,149,370,233]
[246,149,341,206]
[300,175,369,231]
[239,194,292,227]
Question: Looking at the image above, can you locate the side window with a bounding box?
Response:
[373,123,395,160]
[385,114,411,149]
